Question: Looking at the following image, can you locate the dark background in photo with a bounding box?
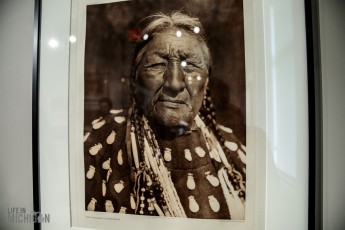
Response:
[84,0,246,144]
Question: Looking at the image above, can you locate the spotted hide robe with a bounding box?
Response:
[84,109,246,219]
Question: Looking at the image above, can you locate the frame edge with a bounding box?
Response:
[304,0,323,229]
[32,0,42,229]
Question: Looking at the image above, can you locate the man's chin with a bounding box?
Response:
[149,108,194,129]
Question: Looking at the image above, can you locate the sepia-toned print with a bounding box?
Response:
[83,0,246,219]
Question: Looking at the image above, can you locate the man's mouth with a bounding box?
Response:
[158,98,186,104]
[156,97,188,109]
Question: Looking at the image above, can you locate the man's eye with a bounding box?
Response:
[145,62,167,69]
[182,61,200,71]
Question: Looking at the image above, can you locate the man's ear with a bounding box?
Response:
[204,67,211,91]
[204,77,209,94]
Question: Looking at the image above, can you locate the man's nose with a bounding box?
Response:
[163,61,185,95]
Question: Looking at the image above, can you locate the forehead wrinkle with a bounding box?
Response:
[177,49,203,61]
[152,46,201,61]
[146,45,181,60]
[160,44,179,59]
[135,30,210,68]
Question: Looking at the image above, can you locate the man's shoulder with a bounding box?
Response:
[217,124,246,172]
[217,124,245,149]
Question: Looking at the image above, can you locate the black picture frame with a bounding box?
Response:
[32,0,322,229]
[304,0,323,229]
[32,0,42,229]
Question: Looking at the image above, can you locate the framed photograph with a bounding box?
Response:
[37,0,310,229]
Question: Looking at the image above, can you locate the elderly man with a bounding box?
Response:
[84,12,246,219]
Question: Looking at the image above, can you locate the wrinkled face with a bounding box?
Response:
[134,28,209,129]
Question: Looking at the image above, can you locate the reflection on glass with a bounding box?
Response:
[143,34,149,40]
[48,38,58,48]
[69,35,77,43]
[193,26,200,33]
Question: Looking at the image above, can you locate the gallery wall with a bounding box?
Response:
[0,0,35,230]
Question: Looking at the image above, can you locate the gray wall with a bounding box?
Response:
[319,0,345,229]
[0,0,35,229]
